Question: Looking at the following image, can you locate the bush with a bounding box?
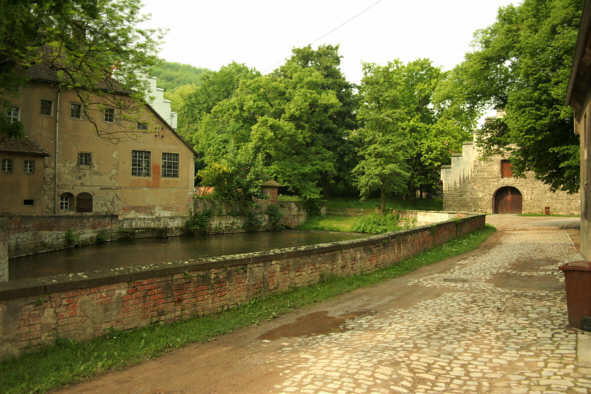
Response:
[95,230,108,244]
[243,207,262,232]
[303,199,325,217]
[64,229,79,246]
[265,204,284,231]
[351,213,402,234]
[185,209,212,235]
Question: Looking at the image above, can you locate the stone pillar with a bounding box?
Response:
[0,218,7,282]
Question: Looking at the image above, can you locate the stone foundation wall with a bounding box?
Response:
[0,214,485,359]
[441,142,580,215]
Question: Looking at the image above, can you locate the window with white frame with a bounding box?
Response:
[60,193,74,211]
[40,99,53,116]
[70,103,82,119]
[24,159,34,175]
[104,108,115,123]
[1,159,12,174]
[162,152,179,178]
[7,105,19,123]
[132,150,150,177]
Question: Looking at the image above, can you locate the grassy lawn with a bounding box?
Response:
[0,225,495,394]
[325,197,442,211]
[296,214,405,234]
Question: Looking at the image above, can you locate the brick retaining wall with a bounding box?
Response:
[0,214,485,359]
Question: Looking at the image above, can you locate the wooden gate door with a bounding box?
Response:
[494,187,523,214]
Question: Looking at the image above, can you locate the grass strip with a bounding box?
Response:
[296,215,360,232]
[0,225,495,393]
[324,197,443,211]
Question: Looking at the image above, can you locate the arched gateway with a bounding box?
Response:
[494,187,523,214]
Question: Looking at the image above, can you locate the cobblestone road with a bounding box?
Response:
[267,229,590,393]
[63,216,591,393]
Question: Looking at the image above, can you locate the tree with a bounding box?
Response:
[194,46,356,201]
[454,0,583,192]
[150,60,209,91]
[0,0,162,135]
[352,62,411,213]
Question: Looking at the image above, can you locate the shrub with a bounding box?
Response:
[64,229,79,246]
[265,204,284,231]
[351,214,402,234]
[185,209,212,235]
[243,207,262,232]
[96,230,108,244]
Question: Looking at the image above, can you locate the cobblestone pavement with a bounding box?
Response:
[265,229,590,394]
[62,217,591,393]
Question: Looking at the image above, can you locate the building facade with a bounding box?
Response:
[567,0,591,259]
[441,141,580,215]
[0,69,195,218]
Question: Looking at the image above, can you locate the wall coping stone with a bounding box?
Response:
[0,214,484,301]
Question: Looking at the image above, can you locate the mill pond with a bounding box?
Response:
[10,230,367,280]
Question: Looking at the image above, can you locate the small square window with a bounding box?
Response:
[137,122,148,130]
[7,105,19,123]
[40,99,53,116]
[104,108,115,123]
[1,159,13,174]
[78,152,92,166]
[24,159,35,175]
[162,152,179,178]
[23,199,34,206]
[70,103,82,119]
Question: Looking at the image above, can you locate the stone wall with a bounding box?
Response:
[0,214,485,359]
[193,199,307,233]
[441,142,580,215]
[0,219,7,282]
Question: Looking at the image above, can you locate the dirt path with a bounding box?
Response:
[59,215,591,393]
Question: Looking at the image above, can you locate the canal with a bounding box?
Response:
[10,231,366,280]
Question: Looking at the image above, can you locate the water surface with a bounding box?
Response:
[11,231,366,280]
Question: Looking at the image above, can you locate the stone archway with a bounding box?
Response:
[494,186,523,214]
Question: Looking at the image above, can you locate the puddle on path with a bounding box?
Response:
[258,310,372,340]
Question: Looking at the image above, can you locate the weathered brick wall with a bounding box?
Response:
[0,214,485,359]
[441,142,580,215]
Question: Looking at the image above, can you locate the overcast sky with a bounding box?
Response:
[141,0,518,84]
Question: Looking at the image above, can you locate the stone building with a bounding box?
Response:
[567,0,591,259]
[0,66,195,218]
[441,141,580,215]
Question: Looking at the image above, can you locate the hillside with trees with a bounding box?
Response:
[150,61,210,92]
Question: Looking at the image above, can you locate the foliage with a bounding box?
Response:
[242,205,262,233]
[194,45,356,200]
[351,213,402,234]
[265,204,284,231]
[64,229,79,247]
[324,197,443,211]
[277,194,303,202]
[0,0,163,135]
[454,0,583,192]
[302,199,325,217]
[95,230,108,245]
[0,226,495,394]
[353,59,465,212]
[150,60,209,92]
[185,209,212,235]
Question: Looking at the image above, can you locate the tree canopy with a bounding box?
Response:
[150,60,209,92]
[0,0,162,135]
[453,0,583,192]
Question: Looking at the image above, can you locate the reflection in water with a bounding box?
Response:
[11,231,365,280]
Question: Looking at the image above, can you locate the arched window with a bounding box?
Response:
[59,193,74,211]
[76,192,93,213]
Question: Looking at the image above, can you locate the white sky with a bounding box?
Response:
[141,0,518,84]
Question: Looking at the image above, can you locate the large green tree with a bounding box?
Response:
[0,0,162,135]
[195,46,355,201]
[353,59,469,207]
[455,0,583,192]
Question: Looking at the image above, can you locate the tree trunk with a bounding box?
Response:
[380,185,386,215]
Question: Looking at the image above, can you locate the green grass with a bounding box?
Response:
[0,225,495,394]
[325,197,442,211]
[296,215,360,232]
[520,213,578,217]
[277,194,303,202]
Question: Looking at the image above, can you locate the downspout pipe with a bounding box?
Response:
[54,87,61,214]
